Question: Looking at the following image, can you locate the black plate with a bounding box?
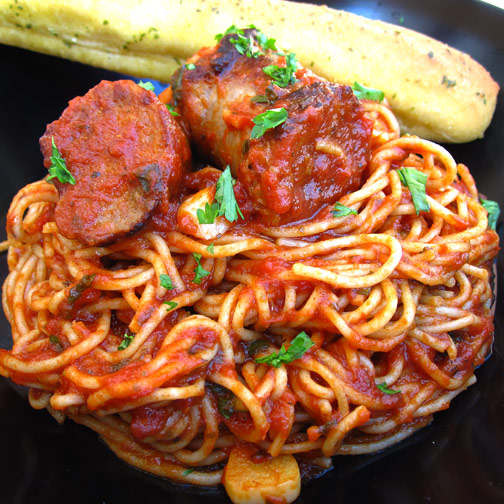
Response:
[0,1,503,503]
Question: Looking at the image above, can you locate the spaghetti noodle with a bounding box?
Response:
[0,35,499,502]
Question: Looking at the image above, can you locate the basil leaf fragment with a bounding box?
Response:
[118,332,135,351]
[192,253,210,284]
[352,81,385,102]
[67,274,96,305]
[207,382,236,419]
[332,202,358,218]
[480,198,500,231]
[255,331,314,368]
[47,137,76,185]
[137,80,155,91]
[250,107,288,139]
[397,168,430,215]
[377,382,401,395]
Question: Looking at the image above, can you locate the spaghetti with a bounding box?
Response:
[0,46,499,502]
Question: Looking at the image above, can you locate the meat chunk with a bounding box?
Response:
[174,29,373,226]
[40,80,190,245]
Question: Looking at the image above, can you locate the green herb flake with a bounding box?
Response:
[206,243,215,255]
[207,383,236,418]
[262,52,298,88]
[138,80,155,92]
[215,24,241,42]
[332,202,358,218]
[192,253,210,284]
[377,382,401,395]
[186,63,196,70]
[480,198,500,230]
[67,274,96,305]
[247,339,269,356]
[182,468,194,476]
[214,166,244,222]
[47,137,76,185]
[118,332,135,351]
[165,103,180,116]
[397,168,430,215]
[441,75,457,88]
[197,202,219,224]
[250,107,288,139]
[159,274,174,290]
[49,335,63,351]
[103,19,109,25]
[163,300,178,311]
[351,81,385,102]
[255,331,314,368]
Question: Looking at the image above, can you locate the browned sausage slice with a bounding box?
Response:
[40,80,190,245]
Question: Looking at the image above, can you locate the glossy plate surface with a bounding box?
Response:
[0,1,503,502]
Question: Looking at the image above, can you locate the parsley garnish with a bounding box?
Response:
[377,382,401,395]
[138,80,155,91]
[352,81,385,102]
[186,63,196,70]
[196,167,243,224]
[481,198,500,230]
[332,202,358,218]
[192,253,210,284]
[197,202,219,224]
[163,300,178,311]
[67,274,96,305]
[207,383,236,419]
[166,103,180,116]
[159,274,174,290]
[207,243,215,255]
[442,75,456,88]
[49,335,63,352]
[47,137,76,185]
[250,107,288,139]
[215,24,241,42]
[118,332,135,350]
[182,468,194,476]
[397,168,430,215]
[218,24,277,58]
[262,52,298,88]
[215,166,244,222]
[255,331,314,368]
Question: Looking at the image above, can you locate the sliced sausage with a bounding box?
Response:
[40,79,190,245]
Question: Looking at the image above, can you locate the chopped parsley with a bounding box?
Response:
[217,24,277,57]
[182,468,194,476]
[163,300,178,311]
[206,243,215,255]
[250,107,288,139]
[332,202,358,218]
[159,274,174,290]
[192,253,210,284]
[351,81,385,102]
[196,167,243,224]
[67,274,96,305]
[165,103,180,116]
[397,168,430,215]
[138,80,155,91]
[255,331,314,368]
[49,335,63,352]
[262,52,298,88]
[377,382,401,395]
[480,198,500,230]
[442,75,457,88]
[186,63,196,70]
[214,166,244,222]
[197,202,219,224]
[207,382,237,419]
[47,137,76,185]
[118,332,135,351]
